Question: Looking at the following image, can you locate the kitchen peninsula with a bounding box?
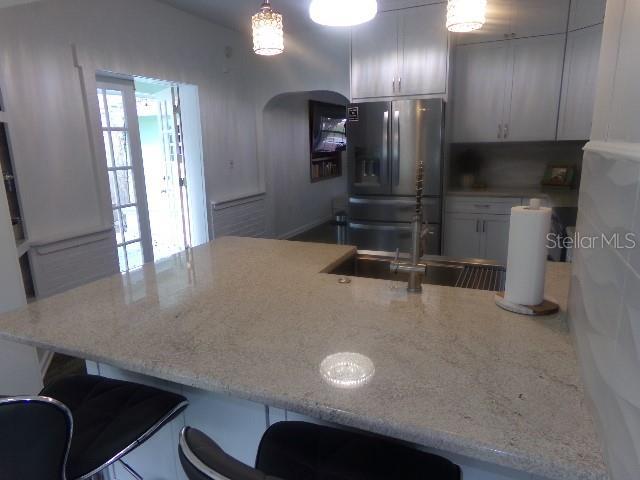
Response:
[0,237,606,480]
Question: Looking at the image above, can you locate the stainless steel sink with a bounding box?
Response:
[330,251,506,291]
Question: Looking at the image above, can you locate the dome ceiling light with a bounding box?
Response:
[252,0,284,56]
[309,0,378,27]
[446,0,487,33]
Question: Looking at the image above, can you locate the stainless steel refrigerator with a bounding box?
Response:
[346,99,444,254]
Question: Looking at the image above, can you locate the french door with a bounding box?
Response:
[97,78,153,272]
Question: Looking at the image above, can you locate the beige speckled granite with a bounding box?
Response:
[0,237,606,480]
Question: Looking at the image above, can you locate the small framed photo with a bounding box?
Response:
[542,165,575,187]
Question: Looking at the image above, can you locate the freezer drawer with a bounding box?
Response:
[349,196,442,224]
[348,222,441,255]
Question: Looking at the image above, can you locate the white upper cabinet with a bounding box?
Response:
[506,34,566,141]
[351,12,398,99]
[456,0,569,45]
[509,0,570,38]
[398,4,448,96]
[379,0,441,10]
[452,42,510,143]
[558,24,603,140]
[351,3,448,99]
[569,0,606,30]
[452,34,565,143]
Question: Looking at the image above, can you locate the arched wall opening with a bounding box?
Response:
[262,90,349,239]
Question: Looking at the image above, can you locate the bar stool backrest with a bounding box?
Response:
[178,427,282,480]
[0,396,73,480]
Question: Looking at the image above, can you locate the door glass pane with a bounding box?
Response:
[108,171,118,206]
[103,131,113,167]
[121,206,140,242]
[116,169,136,205]
[98,91,107,127]
[126,242,143,270]
[106,90,125,127]
[117,246,127,273]
[111,131,130,167]
[113,209,123,244]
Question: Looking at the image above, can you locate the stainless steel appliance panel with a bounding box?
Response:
[391,99,444,197]
[347,102,392,195]
[349,222,441,255]
[349,196,442,224]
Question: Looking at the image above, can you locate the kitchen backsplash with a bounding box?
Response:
[449,141,586,189]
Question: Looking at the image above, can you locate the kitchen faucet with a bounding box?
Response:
[390,160,428,293]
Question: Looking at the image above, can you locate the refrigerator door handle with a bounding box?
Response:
[392,109,400,186]
[382,110,389,170]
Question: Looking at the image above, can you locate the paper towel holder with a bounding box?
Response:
[494,292,559,316]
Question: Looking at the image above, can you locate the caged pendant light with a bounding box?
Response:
[446,0,487,33]
[252,0,284,56]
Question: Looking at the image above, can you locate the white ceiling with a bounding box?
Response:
[157,0,317,34]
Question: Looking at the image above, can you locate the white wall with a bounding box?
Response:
[0,0,260,244]
[568,0,640,478]
[263,91,348,238]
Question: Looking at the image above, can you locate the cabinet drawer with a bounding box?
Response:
[445,196,521,215]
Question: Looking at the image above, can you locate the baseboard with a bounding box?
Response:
[278,216,333,240]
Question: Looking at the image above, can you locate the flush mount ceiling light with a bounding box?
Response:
[446,0,487,33]
[252,0,284,56]
[309,0,378,27]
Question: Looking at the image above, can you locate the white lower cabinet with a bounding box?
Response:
[444,213,511,264]
[444,196,522,264]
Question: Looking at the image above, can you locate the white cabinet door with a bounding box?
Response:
[569,0,606,30]
[444,213,482,259]
[399,3,448,96]
[558,24,603,140]
[510,0,570,38]
[351,11,398,99]
[481,215,511,264]
[505,34,566,141]
[452,42,510,142]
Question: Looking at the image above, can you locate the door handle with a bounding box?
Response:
[382,110,389,176]
[393,110,400,186]
[497,123,502,139]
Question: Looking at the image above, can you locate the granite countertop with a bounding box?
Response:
[0,237,606,480]
[447,187,580,207]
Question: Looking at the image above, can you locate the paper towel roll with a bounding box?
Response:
[504,200,552,306]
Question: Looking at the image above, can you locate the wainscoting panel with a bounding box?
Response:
[211,193,267,239]
[569,141,640,479]
[29,226,119,298]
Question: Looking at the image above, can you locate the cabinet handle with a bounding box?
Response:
[474,204,491,209]
[497,124,502,139]
[482,220,486,233]
[504,123,509,139]
[392,77,396,93]
[398,76,402,93]
[475,220,480,233]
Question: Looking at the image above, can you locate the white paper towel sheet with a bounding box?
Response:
[504,203,552,306]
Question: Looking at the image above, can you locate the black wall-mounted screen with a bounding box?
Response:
[309,101,347,158]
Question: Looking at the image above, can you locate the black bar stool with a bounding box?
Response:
[179,421,461,480]
[1,374,188,479]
